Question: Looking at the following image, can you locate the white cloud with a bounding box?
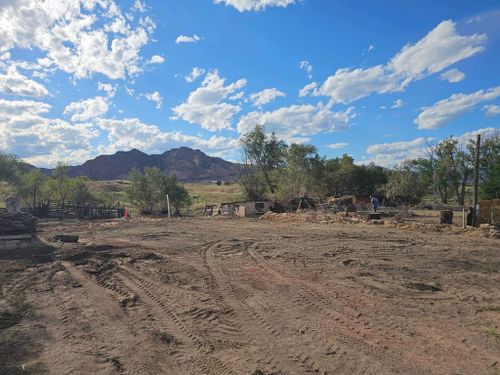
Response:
[313,20,486,104]
[133,0,146,12]
[0,0,155,80]
[391,99,404,108]
[440,68,465,83]
[0,65,48,97]
[171,69,246,131]
[454,127,500,145]
[97,82,117,97]
[483,104,500,117]
[364,127,500,167]
[299,60,313,79]
[327,143,349,150]
[415,86,500,130]
[175,34,201,44]
[237,103,355,141]
[213,0,296,12]
[299,81,318,97]
[144,91,163,109]
[0,99,98,167]
[249,88,285,107]
[96,117,240,156]
[147,55,165,64]
[364,137,433,167]
[64,96,109,122]
[185,67,205,83]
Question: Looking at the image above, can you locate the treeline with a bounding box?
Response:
[0,155,192,214]
[0,158,95,209]
[240,126,500,204]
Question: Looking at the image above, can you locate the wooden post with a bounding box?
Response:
[472,134,481,226]
[167,194,171,218]
[462,207,466,228]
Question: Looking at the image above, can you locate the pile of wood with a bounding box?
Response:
[0,211,37,235]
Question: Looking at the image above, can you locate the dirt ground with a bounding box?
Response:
[1,216,499,375]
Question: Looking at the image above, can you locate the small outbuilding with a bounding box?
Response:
[220,201,274,217]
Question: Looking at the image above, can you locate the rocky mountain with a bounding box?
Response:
[66,147,241,181]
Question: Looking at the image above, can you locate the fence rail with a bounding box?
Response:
[32,200,124,220]
[478,199,500,226]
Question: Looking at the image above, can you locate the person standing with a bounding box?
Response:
[370,195,379,213]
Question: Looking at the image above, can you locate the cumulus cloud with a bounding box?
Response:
[299,81,318,97]
[144,91,163,109]
[64,96,109,122]
[237,102,355,141]
[0,99,98,167]
[483,104,500,117]
[0,65,48,97]
[440,68,466,83]
[0,0,155,80]
[97,82,117,97]
[327,143,349,150]
[415,86,500,130]
[213,0,296,12]
[363,137,433,167]
[249,88,285,107]
[147,55,165,64]
[364,127,500,167]
[96,117,240,156]
[185,67,205,83]
[175,34,201,44]
[299,60,313,79]
[310,20,486,104]
[391,99,404,108]
[171,69,246,131]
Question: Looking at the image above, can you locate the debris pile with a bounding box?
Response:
[0,211,37,235]
[260,211,363,224]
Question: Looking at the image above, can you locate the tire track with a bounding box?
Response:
[203,240,333,374]
[116,265,238,375]
[245,241,423,374]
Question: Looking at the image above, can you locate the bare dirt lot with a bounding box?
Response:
[1,217,499,374]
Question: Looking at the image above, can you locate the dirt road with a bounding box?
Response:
[1,217,499,374]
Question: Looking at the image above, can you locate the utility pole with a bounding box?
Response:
[472,134,481,227]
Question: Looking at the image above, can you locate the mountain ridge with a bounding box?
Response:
[41,147,241,181]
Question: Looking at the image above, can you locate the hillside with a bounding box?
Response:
[66,147,241,181]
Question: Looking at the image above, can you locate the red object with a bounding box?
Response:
[124,209,129,218]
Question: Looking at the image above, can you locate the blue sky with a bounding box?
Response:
[0,0,499,167]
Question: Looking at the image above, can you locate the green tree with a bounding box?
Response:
[278,144,324,201]
[159,174,192,214]
[47,163,72,205]
[479,135,500,199]
[240,126,287,200]
[69,176,93,204]
[127,168,191,213]
[16,169,47,209]
[383,161,427,204]
[0,152,25,183]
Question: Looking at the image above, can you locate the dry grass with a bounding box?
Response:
[184,182,244,210]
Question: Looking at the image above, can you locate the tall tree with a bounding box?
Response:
[240,126,287,200]
[16,169,47,209]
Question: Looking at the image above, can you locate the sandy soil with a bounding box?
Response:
[1,217,499,374]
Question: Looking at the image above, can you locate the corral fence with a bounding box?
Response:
[478,199,500,226]
[32,200,124,220]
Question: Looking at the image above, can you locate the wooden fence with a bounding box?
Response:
[33,200,124,220]
[478,199,500,226]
